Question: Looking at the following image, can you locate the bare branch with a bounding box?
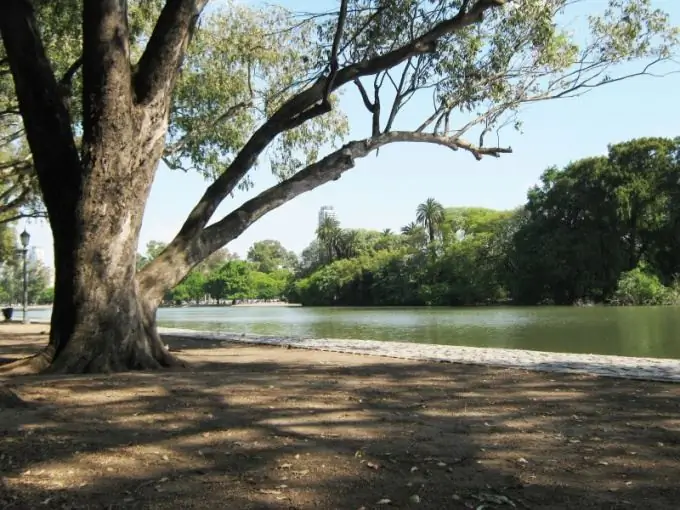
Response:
[59,56,83,88]
[323,0,349,106]
[353,79,375,113]
[134,0,210,106]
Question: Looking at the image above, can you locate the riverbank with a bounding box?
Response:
[2,325,679,509]
[159,301,301,308]
[160,327,680,382]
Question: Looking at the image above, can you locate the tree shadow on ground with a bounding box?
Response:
[1,330,679,509]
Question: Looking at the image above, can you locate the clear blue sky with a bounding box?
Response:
[23,0,680,266]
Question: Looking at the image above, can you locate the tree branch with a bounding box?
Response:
[134,0,209,105]
[323,0,349,105]
[198,131,510,259]
[353,79,375,113]
[59,56,83,88]
[166,0,507,253]
[0,0,81,219]
[138,129,510,300]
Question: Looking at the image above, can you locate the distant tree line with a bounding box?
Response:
[141,137,680,308]
[289,137,680,307]
[138,239,297,306]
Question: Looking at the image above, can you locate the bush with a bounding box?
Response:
[609,264,679,306]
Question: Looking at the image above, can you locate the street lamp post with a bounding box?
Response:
[20,229,30,324]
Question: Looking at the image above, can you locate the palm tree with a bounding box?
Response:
[316,216,341,263]
[416,198,445,243]
[400,222,419,235]
[400,221,427,249]
[336,229,361,259]
[381,228,393,236]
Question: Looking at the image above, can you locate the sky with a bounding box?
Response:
[20,0,680,267]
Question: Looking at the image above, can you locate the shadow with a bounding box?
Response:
[1,329,679,509]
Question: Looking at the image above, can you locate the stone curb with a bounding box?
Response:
[159,327,680,384]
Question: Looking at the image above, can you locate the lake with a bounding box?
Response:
[22,305,680,359]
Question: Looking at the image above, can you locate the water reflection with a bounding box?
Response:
[25,305,680,359]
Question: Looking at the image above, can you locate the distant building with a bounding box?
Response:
[318,205,336,227]
[28,246,46,264]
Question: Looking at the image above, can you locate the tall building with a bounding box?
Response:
[318,205,336,227]
[28,246,46,265]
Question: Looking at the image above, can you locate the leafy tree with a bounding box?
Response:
[37,286,54,305]
[171,270,206,305]
[401,222,428,250]
[217,260,254,301]
[247,240,297,273]
[251,270,287,300]
[316,215,342,263]
[416,198,445,243]
[507,137,680,304]
[1,0,676,372]
[609,263,679,306]
[203,272,229,304]
[0,255,51,305]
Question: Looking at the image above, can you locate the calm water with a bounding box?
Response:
[24,305,680,359]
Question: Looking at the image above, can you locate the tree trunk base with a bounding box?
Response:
[45,333,187,374]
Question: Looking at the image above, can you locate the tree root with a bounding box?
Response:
[0,347,53,375]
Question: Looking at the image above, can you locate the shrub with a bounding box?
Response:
[609,264,679,306]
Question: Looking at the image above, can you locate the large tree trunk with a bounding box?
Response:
[46,233,179,373]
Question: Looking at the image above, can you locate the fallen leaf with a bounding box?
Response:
[376,498,391,505]
[258,489,282,495]
[366,462,380,470]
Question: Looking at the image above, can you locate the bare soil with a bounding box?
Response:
[1,324,679,510]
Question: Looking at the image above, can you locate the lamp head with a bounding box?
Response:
[20,229,30,248]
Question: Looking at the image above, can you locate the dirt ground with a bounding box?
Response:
[1,324,679,510]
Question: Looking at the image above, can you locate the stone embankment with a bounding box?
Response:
[159,327,680,383]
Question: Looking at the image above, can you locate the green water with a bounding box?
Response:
[154,305,680,359]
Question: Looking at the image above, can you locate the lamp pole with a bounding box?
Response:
[20,229,30,324]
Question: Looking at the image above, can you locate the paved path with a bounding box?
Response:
[159,327,680,383]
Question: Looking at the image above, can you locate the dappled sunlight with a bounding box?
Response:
[2,327,680,508]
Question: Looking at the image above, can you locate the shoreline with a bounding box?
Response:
[159,327,680,383]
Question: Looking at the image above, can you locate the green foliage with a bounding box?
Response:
[609,264,679,306]
[507,137,680,305]
[0,251,51,305]
[164,257,291,305]
[294,137,680,308]
[37,286,54,305]
[247,240,297,273]
[171,271,206,304]
[416,198,445,243]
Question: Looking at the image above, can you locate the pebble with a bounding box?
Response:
[159,328,680,383]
